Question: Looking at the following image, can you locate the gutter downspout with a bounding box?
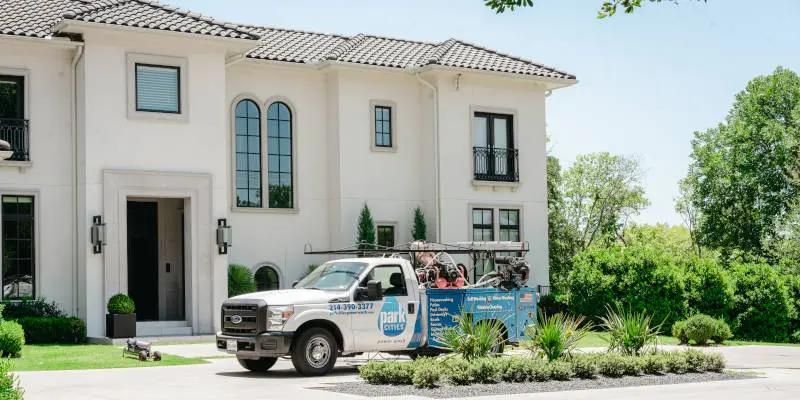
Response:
[71,43,84,317]
[415,73,441,242]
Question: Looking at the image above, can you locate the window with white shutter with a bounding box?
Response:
[135,64,180,114]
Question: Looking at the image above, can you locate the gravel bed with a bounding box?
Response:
[317,372,753,398]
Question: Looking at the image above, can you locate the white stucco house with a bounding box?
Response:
[0,0,575,338]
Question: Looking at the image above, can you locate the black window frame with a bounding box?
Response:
[134,63,182,114]
[499,209,521,242]
[473,112,517,181]
[473,112,514,150]
[366,264,408,297]
[267,102,293,209]
[234,99,262,208]
[2,195,35,300]
[0,75,25,119]
[471,208,494,242]
[374,105,393,148]
[377,225,396,248]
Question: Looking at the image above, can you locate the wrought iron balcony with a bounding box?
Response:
[0,119,29,161]
[473,146,519,182]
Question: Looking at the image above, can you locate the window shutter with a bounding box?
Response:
[136,64,180,113]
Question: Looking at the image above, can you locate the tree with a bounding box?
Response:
[546,155,578,291]
[412,206,427,241]
[561,152,649,251]
[674,181,703,257]
[357,203,376,249]
[485,0,706,18]
[683,67,800,259]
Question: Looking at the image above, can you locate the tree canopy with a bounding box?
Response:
[484,0,706,18]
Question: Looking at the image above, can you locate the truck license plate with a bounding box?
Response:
[226,340,238,353]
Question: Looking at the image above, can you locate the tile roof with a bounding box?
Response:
[0,0,574,80]
[245,27,575,80]
[0,0,257,40]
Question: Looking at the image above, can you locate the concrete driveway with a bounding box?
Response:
[18,344,800,400]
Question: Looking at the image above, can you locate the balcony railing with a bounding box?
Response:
[473,146,518,182]
[0,119,29,161]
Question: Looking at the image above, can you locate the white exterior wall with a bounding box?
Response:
[0,39,76,313]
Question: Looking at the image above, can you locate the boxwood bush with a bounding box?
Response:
[107,293,135,315]
[16,317,86,344]
[0,321,24,357]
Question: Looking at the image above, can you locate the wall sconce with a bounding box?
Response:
[91,215,106,254]
[216,218,232,255]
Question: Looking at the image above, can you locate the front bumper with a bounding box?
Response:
[216,331,294,359]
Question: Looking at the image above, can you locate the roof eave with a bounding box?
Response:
[0,33,84,48]
[416,64,578,89]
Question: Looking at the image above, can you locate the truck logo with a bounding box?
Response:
[377,297,406,337]
[230,315,243,324]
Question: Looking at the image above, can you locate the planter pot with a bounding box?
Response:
[106,313,136,339]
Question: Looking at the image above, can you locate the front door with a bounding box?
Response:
[127,201,159,321]
[351,264,418,352]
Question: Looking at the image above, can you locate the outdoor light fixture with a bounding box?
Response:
[216,218,232,255]
[91,215,106,254]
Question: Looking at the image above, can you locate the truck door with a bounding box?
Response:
[351,264,419,352]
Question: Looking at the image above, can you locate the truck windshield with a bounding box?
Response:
[295,262,368,291]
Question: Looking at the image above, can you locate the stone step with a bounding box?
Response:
[136,321,193,337]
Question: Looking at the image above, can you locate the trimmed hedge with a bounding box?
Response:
[16,317,87,344]
[672,314,730,345]
[107,293,135,315]
[0,321,24,357]
[358,351,726,387]
[1,299,64,319]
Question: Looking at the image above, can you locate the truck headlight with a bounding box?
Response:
[266,305,294,331]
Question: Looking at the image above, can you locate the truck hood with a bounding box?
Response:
[230,289,346,305]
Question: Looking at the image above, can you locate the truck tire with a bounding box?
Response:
[237,357,278,372]
[291,327,338,376]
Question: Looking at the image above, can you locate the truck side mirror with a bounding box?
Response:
[292,280,298,288]
[366,280,383,301]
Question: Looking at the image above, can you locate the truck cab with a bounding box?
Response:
[216,258,422,376]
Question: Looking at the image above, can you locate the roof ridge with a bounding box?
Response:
[237,23,349,40]
[425,38,457,65]
[63,0,126,19]
[448,38,575,79]
[325,33,367,61]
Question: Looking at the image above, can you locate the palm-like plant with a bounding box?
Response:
[523,311,591,361]
[436,313,505,360]
[600,304,662,356]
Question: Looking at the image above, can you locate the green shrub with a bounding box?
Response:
[537,293,569,317]
[529,359,552,382]
[16,317,86,344]
[566,245,688,331]
[711,318,732,344]
[641,354,667,374]
[436,313,504,361]
[0,360,23,400]
[443,358,473,386]
[411,358,441,388]
[702,352,726,372]
[682,314,717,345]
[672,320,689,344]
[547,361,573,380]
[358,361,413,385]
[792,331,800,344]
[683,349,707,372]
[664,352,689,374]
[469,357,503,384]
[523,312,590,361]
[0,321,24,357]
[228,265,256,297]
[1,298,64,319]
[683,258,734,317]
[569,355,598,379]
[596,354,628,378]
[107,293,135,314]
[729,264,793,342]
[601,305,662,356]
[497,357,534,383]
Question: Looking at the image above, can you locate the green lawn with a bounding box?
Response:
[10,345,207,372]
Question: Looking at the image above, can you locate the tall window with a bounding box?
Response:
[2,196,34,300]
[499,209,520,241]
[0,75,24,119]
[473,112,516,181]
[135,64,180,113]
[374,105,392,148]
[267,102,293,209]
[472,208,494,280]
[377,225,395,248]
[235,100,262,207]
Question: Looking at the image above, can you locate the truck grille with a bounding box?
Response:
[221,302,263,336]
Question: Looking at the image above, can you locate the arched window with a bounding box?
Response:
[267,102,293,209]
[235,100,262,207]
[254,265,280,291]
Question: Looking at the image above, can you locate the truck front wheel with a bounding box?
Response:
[237,357,278,372]
[291,327,338,376]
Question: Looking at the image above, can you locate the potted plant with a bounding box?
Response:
[106,293,136,338]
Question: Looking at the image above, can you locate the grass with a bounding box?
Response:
[9,344,207,372]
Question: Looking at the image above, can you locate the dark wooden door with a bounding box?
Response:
[127,201,158,321]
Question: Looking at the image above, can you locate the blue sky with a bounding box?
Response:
[171,0,800,225]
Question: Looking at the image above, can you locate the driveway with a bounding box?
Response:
[18,344,800,400]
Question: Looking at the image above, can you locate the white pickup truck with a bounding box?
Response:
[216,257,538,376]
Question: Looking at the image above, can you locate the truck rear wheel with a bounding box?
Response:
[237,357,278,372]
[291,327,338,376]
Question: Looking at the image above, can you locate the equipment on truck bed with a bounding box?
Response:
[304,240,531,289]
